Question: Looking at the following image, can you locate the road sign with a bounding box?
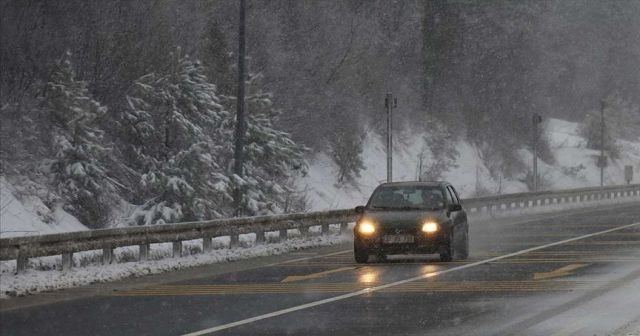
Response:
[625,166,633,184]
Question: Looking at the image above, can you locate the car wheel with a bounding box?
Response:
[455,228,469,260]
[439,232,453,262]
[354,245,369,264]
[375,253,387,263]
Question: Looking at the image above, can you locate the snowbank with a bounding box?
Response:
[0,230,352,298]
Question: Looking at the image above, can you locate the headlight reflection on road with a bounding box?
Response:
[420,265,440,274]
[358,269,380,284]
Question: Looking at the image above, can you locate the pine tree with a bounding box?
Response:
[42,51,117,228]
[420,117,459,181]
[200,19,234,95]
[124,49,231,225]
[329,126,365,184]
[220,73,307,216]
[578,109,621,160]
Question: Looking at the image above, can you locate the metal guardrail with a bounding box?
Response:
[1,184,639,273]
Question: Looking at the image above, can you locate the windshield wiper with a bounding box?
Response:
[397,206,424,210]
[371,205,394,210]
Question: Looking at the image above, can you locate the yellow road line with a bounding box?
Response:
[112,280,612,297]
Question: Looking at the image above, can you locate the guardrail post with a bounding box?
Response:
[139,243,150,260]
[230,234,240,248]
[340,222,349,233]
[202,236,213,252]
[255,231,265,244]
[102,246,113,265]
[16,248,28,274]
[321,223,330,235]
[279,229,287,241]
[172,241,182,257]
[62,253,73,270]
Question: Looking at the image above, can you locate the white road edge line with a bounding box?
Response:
[182,221,640,336]
[263,205,631,268]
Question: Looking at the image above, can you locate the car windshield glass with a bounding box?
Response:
[369,186,445,210]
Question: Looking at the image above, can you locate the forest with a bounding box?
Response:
[1,0,639,228]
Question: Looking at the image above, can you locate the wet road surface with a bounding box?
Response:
[2,203,640,336]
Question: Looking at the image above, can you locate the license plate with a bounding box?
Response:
[382,234,414,244]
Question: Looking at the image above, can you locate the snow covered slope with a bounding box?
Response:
[1,118,638,235]
[298,118,640,210]
[0,177,87,238]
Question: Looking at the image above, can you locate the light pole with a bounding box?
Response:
[385,93,397,183]
[532,113,542,191]
[600,100,605,186]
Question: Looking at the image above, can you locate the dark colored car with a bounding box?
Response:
[353,181,469,263]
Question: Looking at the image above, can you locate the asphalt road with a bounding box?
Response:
[2,203,640,336]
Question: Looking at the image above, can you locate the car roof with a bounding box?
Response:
[376,181,450,188]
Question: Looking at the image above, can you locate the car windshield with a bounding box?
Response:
[368,186,445,210]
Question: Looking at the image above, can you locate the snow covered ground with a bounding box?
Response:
[298,118,640,210]
[0,228,352,298]
[0,177,87,238]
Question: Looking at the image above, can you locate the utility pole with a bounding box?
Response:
[475,165,480,195]
[385,93,397,183]
[417,152,424,181]
[600,100,605,187]
[233,0,247,216]
[532,113,542,191]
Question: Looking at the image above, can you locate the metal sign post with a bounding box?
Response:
[532,113,542,191]
[385,93,397,183]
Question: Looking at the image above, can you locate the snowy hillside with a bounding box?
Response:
[0,177,87,238]
[2,118,638,236]
[298,118,640,210]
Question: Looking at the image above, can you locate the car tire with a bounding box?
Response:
[439,232,453,262]
[455,228,469,260]
[440,246,452,262]
[354,245,369,264]
[375,253,387,263]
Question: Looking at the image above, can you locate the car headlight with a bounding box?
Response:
[357,221,376,235]
[421,222,439,234]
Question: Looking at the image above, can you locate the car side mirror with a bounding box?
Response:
[354,206,365,214]
[449,204,462,212]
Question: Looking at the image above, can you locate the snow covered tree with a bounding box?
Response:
[602,92,640,141]
[220,73,307,216]
[329,126,365,184]
[577,93,633,160]
[42,52,118,228]
[420,117,459,181]
[124,49,230,225]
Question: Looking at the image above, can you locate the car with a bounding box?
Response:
[353,181,469,263]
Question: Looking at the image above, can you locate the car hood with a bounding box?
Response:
[361,209,449,229]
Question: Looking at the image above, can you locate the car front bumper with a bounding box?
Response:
[354,231,449,255]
